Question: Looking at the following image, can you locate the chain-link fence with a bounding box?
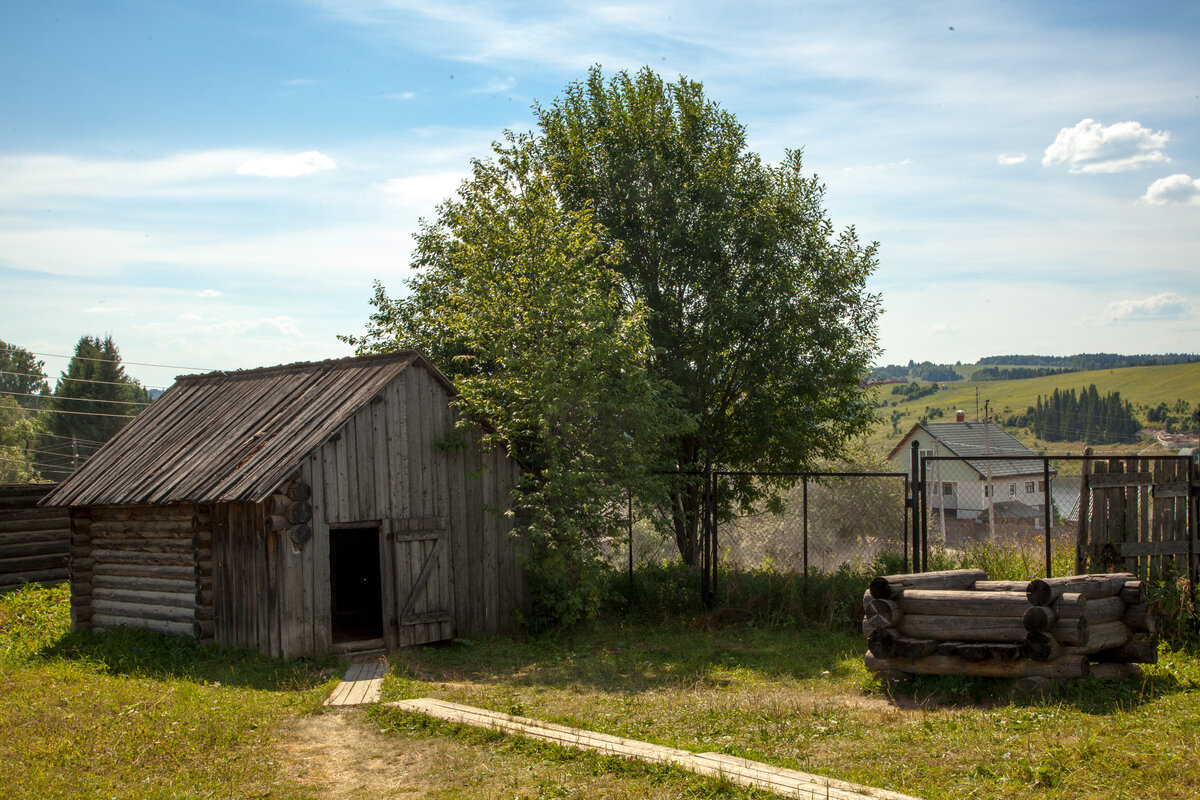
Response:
[610,453,1196,613]
[613,471,912,575]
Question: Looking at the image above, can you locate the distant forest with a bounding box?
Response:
[1006,386,1141,444]
[976,353,1200,370]
[871,352,1200,383]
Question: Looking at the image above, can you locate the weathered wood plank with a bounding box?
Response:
[389,698,923,800]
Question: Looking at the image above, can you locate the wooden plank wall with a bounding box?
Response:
[212,501,288,657]
[79,504,200,637]
[0,483,69,593]
[268,362,523,658]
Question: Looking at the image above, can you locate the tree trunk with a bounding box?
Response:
[669,485,701,566]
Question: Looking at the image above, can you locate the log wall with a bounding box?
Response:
[74,503,201,637]
[0,483,70,593]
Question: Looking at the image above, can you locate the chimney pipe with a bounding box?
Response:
[956,410,965,422]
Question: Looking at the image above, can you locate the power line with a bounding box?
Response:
[1,346,216,373]
[0,390,152,407]
[22,430,107,446]
[8,404,143,420]
[0,369,168,392]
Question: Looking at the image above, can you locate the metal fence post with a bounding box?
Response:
[903,474,910,573]
[1044,457,1053,578]
[910,441,921,571]
[802,475,809,578]
[919,453,929,572]
[627,488,634,600]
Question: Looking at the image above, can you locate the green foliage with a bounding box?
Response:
[0,396,46,482]
[350,65,882,623]
[1008,384,1140,444]
[346,138,679,630]
[38,334,150,480]
[0,340,49,481]
[890,381,940,400]
[0,339,49,400]
[537,66,882,564]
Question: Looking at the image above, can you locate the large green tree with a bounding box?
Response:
[0,340,49,480]
[535,67,881,563]
[347,142,679,626]
[355,66,881,572]
[0,339,50,404]
[39,335,150,480]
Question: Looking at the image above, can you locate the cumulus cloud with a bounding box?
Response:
[381,172,469,209]
[1141,173,1200,205]
[997,153,1026,165]
[1104,292,1192,322]
[1043,119,1170,173]
[236,151,336,178]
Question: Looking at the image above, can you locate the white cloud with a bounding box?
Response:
[471,76,515,94]
[1042,119,1170,174]
[236,151,337,178]
[199,289,222,297]
[1141,174,1200,206]
[1104,292,1192,322]
[380,91,416,100]
[381,171,470,209]
[997,153,1026,165]
[83,306,127,314]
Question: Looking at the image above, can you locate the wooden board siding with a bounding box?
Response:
[263,361,523,657]
[0,484,70,593]
[81,504,200,637]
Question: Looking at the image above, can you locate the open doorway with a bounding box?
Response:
[329,526,383,644]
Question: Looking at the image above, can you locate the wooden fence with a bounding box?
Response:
[0,483,70,593]
[1076,455,1198,586]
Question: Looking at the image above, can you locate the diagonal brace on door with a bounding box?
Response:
[400,537,445,621]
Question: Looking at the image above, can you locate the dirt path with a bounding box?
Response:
[281,708,449,799]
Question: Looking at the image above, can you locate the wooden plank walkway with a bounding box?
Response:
[388,698,923,800]
[324,661,387,706]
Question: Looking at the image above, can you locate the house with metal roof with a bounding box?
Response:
[44,351,524,659]
[887,414,1055,524]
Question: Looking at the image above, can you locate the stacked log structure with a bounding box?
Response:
[863,569,1157,682]
[0,483,70,593]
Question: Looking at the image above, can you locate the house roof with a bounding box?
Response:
[43,350,454,507]
[888,420,1052,479]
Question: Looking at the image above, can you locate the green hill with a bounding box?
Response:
[868,361,1200,455]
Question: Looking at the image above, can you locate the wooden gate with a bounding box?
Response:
[1076,455,1197,587]
[384,517,453,647]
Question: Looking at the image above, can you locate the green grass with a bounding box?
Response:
[0,583,339,799]
[4,578,1200,799]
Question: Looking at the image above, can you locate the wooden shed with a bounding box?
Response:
[43,351,524,658]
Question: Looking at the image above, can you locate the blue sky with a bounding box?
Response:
[2,0,1197,390]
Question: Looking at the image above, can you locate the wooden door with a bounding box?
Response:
[386,517,453,647]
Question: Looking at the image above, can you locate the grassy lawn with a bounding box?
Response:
[4,580,1200,799]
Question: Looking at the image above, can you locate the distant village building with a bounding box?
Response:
[44,351,524,659]
[888,414,1055,542]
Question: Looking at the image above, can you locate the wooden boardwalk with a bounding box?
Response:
[324,661,387,706]
[388,698,923,800]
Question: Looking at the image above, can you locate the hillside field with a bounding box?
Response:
[868,361,1200,456]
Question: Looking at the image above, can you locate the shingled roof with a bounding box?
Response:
[889,420,1052,479]
[43,350,454,507]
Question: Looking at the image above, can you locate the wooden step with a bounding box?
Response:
[324,660,387,707]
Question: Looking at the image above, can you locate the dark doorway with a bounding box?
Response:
[329,527,383,644]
